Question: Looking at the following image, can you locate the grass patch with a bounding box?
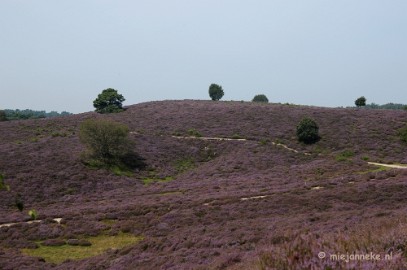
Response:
[187,128,202,137]
[335,150,355,161]
[159,191,184,196]
[22,233,143,264]
[142,176,174,185]
[357,165,391,174]
[175,158,195,173]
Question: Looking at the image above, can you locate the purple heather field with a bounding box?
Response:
[1,100,407,269]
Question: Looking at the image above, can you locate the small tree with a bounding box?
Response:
[80,119,132,164]
[252,94,269,103]
[355,96,366,107]
[296,117,320,144]
[208,84,224,101]
[93,88,125,114]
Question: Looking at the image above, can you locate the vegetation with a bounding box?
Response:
[28,209,38,220]
[208,84,224,101]
[93,88,125,113]
[364,102,407,110]
[252,94,269,103]
[0,110,7,121]
[22,233,143,264]
[187,128,202,137]
[2,109,71,120]
[0,173,10,191]
[355,96,366,107]
[399,125,407,143]
[79,119,143,170]
[296,117,320,144]
[15,194,24,212]
[336,150,355,161]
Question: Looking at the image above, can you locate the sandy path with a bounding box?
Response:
[368,162,407,169]
[0,218,62,228]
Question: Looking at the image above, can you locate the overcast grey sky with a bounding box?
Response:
[1,1,406,113]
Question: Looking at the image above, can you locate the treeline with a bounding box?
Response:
[0,109,72,121]
[364,103,407,110]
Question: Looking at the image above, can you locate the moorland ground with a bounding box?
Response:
[0,100,407,269]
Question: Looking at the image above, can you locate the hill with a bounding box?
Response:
[0,100,407,269]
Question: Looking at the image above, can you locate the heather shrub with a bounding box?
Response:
[296,117,320,144]
[208,84,224,101]
[252,94,269,103]
[93,88,125,114]
[79,119,144,170]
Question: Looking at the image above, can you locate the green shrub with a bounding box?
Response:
[15,194,24,212]
[0,174,10,191]
[336,150,355,161]
[296,117,320,144]
[28,209,38,220]
[187,128,202,137]
[79,119,144,170]
[399,126,407,143]
[252,94,269,103]
[208,84,224,101]
[93,88,125,114]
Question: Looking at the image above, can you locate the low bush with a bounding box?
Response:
[399,126,407,143]
[296,117,320,144]
[79,119,145,171]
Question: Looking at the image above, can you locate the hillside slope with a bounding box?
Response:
[0,100,406,269]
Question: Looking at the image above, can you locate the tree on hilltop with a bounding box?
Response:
[355,96,366,107]
[208,84,224,101]
[93,88,125,113]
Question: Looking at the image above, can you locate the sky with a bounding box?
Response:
[1,0,406,113]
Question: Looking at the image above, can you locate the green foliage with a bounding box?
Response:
[0,110,7,121]
[93,88,125,114]
[3,109,71,120]
[28,209,38,220]
[208,84,224,101]
[79,119,144,171]
[0,174,10,191]
[336,150,355,161]
[296,117,320,144]
[404,105,407,111]
[364,103,407,110]
[399,126,407,143]
[15,194,24,212]
[355,96,366,107]
[252,94,269,103]
[187,128,202,137]
[175,158,195,173]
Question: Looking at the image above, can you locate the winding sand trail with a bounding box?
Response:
[368,162,407,169]
[0,218,62,229]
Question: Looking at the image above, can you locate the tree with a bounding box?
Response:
[79,119,132,163]
[355,96,366,107]
[252,94,269,103]
[93,88,125,113]
[0,110,7,121]
[208,84,224,101]
[296,117,320,144]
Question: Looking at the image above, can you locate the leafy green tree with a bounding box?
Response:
[355,96,366,107]
[0,110,7,121]
[296,117,320,144]
[252,94,269,103]
[79,119,145,170]
[93,88,125,113]
[208,84,224,101]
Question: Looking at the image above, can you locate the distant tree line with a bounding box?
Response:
[0,109,72,121]
[364,103,407,110]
